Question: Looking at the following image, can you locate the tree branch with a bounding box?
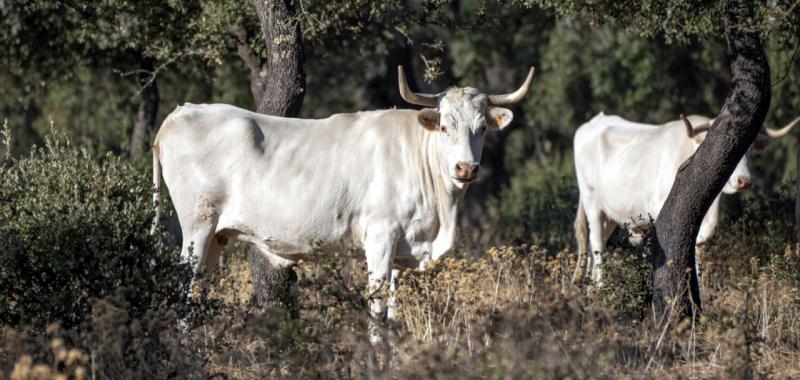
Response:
[230,23,265,79]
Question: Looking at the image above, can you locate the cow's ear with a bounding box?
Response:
[752,132,771,153]
[487,107,513,130]
[417,109,440,131]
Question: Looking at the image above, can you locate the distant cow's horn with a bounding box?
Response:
[680,114,711,137]
[764,116,800,138]
[398,66,439,108]
[488,67,536,106]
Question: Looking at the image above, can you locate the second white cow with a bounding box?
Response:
[573,112,799,283]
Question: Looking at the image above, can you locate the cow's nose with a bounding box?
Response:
[455,162,480,181]
[737,177,752,191]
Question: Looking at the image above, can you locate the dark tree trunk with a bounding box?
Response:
[130,59,159,159]
[796,133,800,245]
[251,0,306,116]
[248,249,298,314]
[652,0,771,316]
[365,34,417,109]
[241,0,307,309]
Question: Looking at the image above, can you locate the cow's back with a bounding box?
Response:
[574,114,692,225]
[155,103,425,255]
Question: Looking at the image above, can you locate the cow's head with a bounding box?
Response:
[681,114,800,194]
[398,66,534,190]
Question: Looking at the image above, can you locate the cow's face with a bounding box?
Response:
[691,130,753,194]
[417,88,513,190]
[723,155,753,194]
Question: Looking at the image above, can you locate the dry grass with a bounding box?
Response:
[4,241,800,379]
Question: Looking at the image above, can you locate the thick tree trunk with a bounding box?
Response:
[244,0,306,309]
[130,60,159,159]
[652,0,771,316]
[796,133,800,245]
[248,249,297,313]
[365,35,416,109]
[251,0,306,116]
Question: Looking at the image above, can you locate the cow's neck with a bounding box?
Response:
[418,126,465,259]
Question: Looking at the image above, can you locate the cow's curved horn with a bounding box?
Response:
[680,114,712,137]
[488,67,536,106]
[680,114,693,137]
[765,116,800,138]
[398,66,439,108]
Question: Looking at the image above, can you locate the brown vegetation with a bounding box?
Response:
[4,239,800,379]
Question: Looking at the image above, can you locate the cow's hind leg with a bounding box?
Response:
[573,202,590,283]
[585,208,608,286]
[180,223,217,273]
[178,199,222,297]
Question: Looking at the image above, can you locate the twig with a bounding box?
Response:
[532,300,582,376]
[230,23,264,78]
[771,38,800,89]
[640,279,689,378]
[661,0,676,37]
[113,50,201,101]
[1,118,11,161]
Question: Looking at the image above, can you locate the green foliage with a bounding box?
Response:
[0,136,192,328]
[704,184,796,279]
[522,0,799,45]
[596,248,654,323]
[0,0,203,75]
[492,158,578,250]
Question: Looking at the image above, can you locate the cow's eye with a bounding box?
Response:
[440,126,447,133]
[479,126,487,134]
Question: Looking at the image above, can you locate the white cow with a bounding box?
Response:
[573,112,800,284]
[151,66,535,324]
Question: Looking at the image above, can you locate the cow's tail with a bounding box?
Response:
[150,143,162,235]
[572,201,589,283]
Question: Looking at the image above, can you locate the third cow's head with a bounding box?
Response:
[398,66,534,190]
[681,114,800,194]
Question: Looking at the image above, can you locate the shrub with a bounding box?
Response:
[491,158,578,250]
[2,294,206,379]
[0,137,192,328]
[703,184,796,282]
[596,247,653,323]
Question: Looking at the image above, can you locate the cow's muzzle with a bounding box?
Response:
[736,176,752,191]
[454,162,480,183]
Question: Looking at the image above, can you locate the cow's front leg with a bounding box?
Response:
[364,226,399,343]
[386,269,401,322]
[694,196,720,281]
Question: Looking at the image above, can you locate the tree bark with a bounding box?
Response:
[365,34,416,109]
[251,0,306,116]
[652,0,771,316]
[796,133,800,246]
[244,0,307,310]
[248,249,297,314]
[130,59,159,159]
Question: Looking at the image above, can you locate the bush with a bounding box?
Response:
[703,184,796,282]
[491,158,578,250]
[0,137,192,328]
[596,247,653,323]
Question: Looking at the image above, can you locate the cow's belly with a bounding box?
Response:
[215,183,441,269]
[598,193,661,230]
[216,196,357,256]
